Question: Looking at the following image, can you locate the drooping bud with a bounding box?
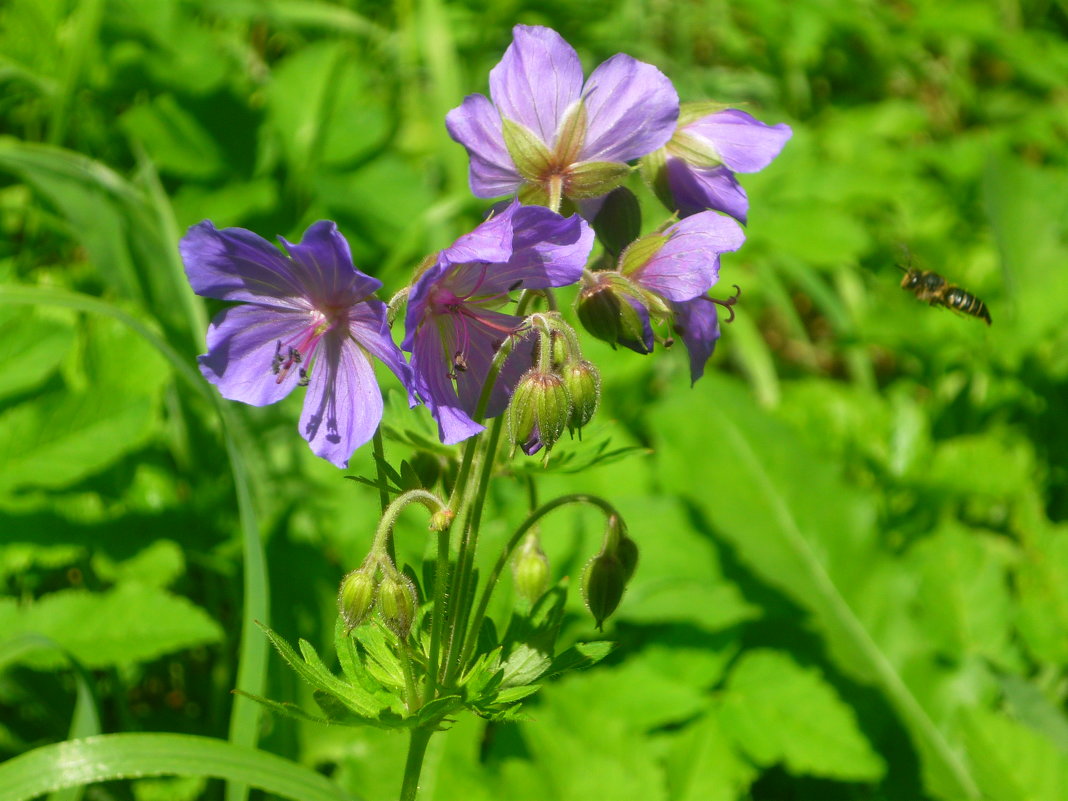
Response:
[592,186,642,259]
[428,508,455,532]
[562,360,601,434]
[581,551,627,630]
[576,272,655,353]
[512,534,550,606]
[377,573,418,639]
[338,568,377,632]
[507,369,572,455]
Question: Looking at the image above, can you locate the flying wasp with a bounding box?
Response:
[899,264,991,325]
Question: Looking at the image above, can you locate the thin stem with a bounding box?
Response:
[372,427,395,562]
[370,489,447,557]
[443,416,505,684]
[425,524,451,696]
[399,726,434,801]
[398,642,422,713]
[461,494,618,668]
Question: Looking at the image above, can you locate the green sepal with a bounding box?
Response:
[667,129,723,168]
[619,231,670,277]
[517,181,551,207]
[592,186,642,257]
[677,100,731,127]
[639,146,675,212]
[566,160,633,199]
[553,100,588,165]
[502,117,553,181]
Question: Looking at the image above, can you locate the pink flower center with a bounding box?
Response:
[271,308,345,385]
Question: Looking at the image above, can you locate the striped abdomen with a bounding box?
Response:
[942,286,991,325]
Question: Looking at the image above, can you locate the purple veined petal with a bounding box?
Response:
[347,299,414,402]
[401,260,448,353]
[278,221,381,307]
[440,200,517,266]
[446,94,524,198]
[686,109,792,173]
[499,206,594,291]
[666,159,750,223]
[579,53,679,164]
[617,295,655,354]
[671,296,720,385]
[299,333,382,468]
[197,304,311,406]
[181,221,308,308]
[489,25,584,146]
[410,325,485,445]
[632,211,745,302]
[452,311,535,420]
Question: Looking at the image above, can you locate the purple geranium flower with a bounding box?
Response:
[577,210,744,381]
[648,107,792,224]
[403,201,593,445]
[446,25,678,206]
[180,220,412,468]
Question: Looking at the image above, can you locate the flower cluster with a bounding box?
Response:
[180,24,790,467]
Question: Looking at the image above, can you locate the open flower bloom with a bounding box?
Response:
[644,106,792,224]
[180,220,412,468]
[576,210,744,381]
[403,201,593,445]
[446,24,678,208]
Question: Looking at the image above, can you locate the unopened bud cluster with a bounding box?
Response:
[581,514,639,630]
[338,556,419,639]
[506,315,601,458]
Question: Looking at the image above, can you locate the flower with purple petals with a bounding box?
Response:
[446,25,678,209]
[576,210,744,382]
[403,201,594,445]
[644,105,792,224]
[180,220,412,468]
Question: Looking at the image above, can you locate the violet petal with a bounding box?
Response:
[580,53,679,163]
[666,159,750,223]
[445,94,524,198]
[278,221,381,307]
[632,211,745,302]
[672,297,721,385]
[687,109,792,173]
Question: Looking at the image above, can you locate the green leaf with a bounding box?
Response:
[659,713,757,801]
[119,94,225,179]
[0,305,74,400]
[0,733,356,801]
[717,650,885,781]
[91,540,185,590]
[0,585,222,669]
[961,708,1068,801]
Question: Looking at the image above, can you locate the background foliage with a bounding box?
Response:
[2,0,1068,799]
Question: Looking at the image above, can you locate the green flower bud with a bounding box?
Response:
[576,281,623,344]
[338,568,377,632]
[378,573,418,639]
[616,535,639,583]
[576,273,655,353]
[513,534,550,605]
[508,369,572,455]
[563,360,601,434]
[581,551,627,630]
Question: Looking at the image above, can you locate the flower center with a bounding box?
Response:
[271,309,343,385]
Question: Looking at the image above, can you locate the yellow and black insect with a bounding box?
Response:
[899,266,991,325]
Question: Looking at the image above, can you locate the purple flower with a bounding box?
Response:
[403,201,593,445]
[577,210,744,381]
[446,25,678,206]
[180,220,412,468]
[648,107,792,224]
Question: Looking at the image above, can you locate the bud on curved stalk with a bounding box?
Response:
[507,369,572,456]
[378,572,419,639]
[576,272,657,352]
[582,551,627,630]
[562,360,601,435]
[338,568,378,632]
[513,533,550,605]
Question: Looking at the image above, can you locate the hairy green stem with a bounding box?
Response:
[461,494,618,668]
[370,489,447,558]
[371,427,395,562]
[398,726,434,801]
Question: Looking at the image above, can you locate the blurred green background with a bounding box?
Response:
[2,0,1068,799]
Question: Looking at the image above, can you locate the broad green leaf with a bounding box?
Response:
[907,526,1016,666]
[91,540,185,589]
[717,649,885,780]
[659,713,757,801]
[0,585,222,669]
[961,708,1068,801]
[0,305,74,400]
[0,733,356,801]
[119,94,225,179]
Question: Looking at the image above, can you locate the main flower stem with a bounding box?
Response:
[398,725,434,801]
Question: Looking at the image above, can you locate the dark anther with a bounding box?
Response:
[298,368,310,387]
[710,284,742,324]
[453,352,468,372]
[508,280,523,292]
[663,336,675,348]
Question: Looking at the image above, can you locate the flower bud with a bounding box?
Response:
[377,573,418,639]
[576,273,654,353]
[562,360,600,434]
[508,369,572,455]
[338,568,377,632]
[616,535,639,583]
[576,281,623,344]
[513,534,550,605]
[581,551,627,630]
[428,508,455,532]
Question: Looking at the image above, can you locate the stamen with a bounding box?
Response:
[709,284,742,324]
[453,352,468,372]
